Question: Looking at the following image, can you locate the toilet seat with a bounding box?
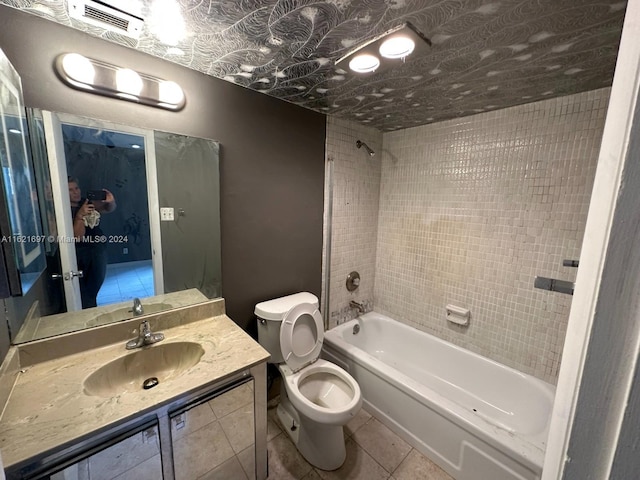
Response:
[279,358,362,425]
[280,303,324,372]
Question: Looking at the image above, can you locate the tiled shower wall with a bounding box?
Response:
[376,88,610,383]
[325,88,610,383]
[323,117,382,329]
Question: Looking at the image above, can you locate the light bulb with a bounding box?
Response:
[158,80,185,105]
[349,54,380,73]
[379,36,415,59]
[61,53,95,85]
[116,68,143,96]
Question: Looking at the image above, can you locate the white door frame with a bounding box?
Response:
[542,1,640,478]
[41,111,164,311]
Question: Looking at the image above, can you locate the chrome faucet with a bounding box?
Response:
[131,297,144,316]
[126,320,164,349]
[349,300,365,315]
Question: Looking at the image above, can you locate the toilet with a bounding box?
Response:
[255,292,362,470]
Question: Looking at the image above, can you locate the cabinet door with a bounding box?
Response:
[49,423,163,480]
[171,379,255,480]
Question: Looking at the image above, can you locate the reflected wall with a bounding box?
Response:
[155,132,221,298]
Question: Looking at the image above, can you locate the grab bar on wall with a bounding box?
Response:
[562,259,580,267]
[534,276,575,296]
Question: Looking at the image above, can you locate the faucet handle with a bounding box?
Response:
[140,320,151,334]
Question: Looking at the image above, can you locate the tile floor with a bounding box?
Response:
[266,402,454,480]
[97,260,154,306]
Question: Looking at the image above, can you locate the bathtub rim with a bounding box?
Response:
[322,313,556,474]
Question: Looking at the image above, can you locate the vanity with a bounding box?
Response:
[0,299,270,480]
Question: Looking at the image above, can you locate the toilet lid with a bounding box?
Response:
[279,303,324,372]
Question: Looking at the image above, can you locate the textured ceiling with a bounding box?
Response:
[1,0,627,131]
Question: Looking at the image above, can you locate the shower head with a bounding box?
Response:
[356,140,375,156]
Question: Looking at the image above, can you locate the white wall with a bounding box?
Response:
[544,0,640,475]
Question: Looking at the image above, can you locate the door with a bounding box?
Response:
[42,111,163,311]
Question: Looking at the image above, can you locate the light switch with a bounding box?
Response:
[160,207,174,221]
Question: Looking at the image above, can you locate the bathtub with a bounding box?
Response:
[322,312,555,480]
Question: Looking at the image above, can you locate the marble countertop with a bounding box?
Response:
[0,304,269,469]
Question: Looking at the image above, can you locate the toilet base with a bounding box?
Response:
[278,390,347,471]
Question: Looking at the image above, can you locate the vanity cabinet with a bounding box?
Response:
[8,375,265,480]
[0,304,269,480]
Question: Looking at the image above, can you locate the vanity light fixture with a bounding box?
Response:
[336,22,431,75]
[55,53,186,111]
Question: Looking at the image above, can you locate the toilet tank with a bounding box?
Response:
[255,292,319,364]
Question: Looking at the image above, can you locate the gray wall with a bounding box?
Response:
[0,5,326,360]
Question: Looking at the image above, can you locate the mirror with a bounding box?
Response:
[10,110,221,344]
[0,49,46,296]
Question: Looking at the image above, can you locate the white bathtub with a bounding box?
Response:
[322,312,555,480]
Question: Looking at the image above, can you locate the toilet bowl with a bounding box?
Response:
[256,292,362,470]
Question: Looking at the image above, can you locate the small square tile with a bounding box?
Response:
[326,89,608,383]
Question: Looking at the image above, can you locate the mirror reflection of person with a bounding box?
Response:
[68,176,116,308]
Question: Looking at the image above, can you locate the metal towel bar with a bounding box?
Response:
[534,276,575,295]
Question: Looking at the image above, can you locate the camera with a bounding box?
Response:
[86,190,107,201]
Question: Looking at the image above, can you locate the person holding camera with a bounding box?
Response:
[68,176,116,308]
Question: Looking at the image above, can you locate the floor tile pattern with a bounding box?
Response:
[266,403,453,480]
[97,260,154,306]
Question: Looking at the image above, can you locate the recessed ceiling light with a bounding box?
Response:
[349,54,380,73]
[336,22,430,75]
[379,36,415,59]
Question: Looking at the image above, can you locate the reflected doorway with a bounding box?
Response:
[43,112,163,312]
[62,124,154,307]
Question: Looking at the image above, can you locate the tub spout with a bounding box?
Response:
[349,300,365,315]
